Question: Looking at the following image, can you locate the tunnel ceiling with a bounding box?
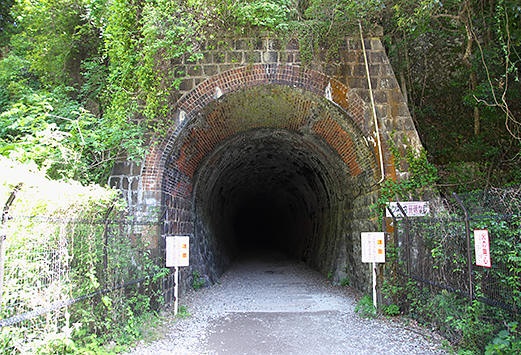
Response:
[171,85,378,182]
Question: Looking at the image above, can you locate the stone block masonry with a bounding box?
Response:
[110,34,423,296]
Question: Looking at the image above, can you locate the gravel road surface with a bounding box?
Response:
[127,253,447,354]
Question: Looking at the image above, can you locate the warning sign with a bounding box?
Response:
[386,201,430,218]
[166,235,190,267]
[361,232,386,263]
[474,230,491,268]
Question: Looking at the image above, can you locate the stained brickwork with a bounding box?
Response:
[110,35,423,294]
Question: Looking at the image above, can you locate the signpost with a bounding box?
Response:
[474,230,491,268]
[385,201,429,218]
[166,236,190,315]
[361,232,386,310]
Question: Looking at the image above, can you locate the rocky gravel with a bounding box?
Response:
[126,253,447,354]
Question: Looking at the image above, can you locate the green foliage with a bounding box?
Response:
[8,0,97,87]
[383,0,521,187]
[382,303,400,317]
[1,0,520,189]
[391,0,443,37]
[485,322,521,355]
[305,0,383,28]
[0,0,15,47]
[191,270,205,291]
[354,295,377,318]
[474,214,521,308]
[340,277,350,287]
[377,142,438,215]
[0,0,148,182]
[229,0,293,31]
[287,0,384,64]
[0,49,146,183]
[0,159,166,353]
[383,190,521,353]
[137,0,206,119]
[89,0,210,133]
[176,305,190,319]
[405,148,439,189]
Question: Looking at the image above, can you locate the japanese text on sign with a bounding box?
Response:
[474,230,491,268]
[166,235,190,267]
[385,201,430,218]
[361,232,386,263]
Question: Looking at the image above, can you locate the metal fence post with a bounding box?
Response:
[1,183,23,313]
[386,205,407,275]
[102,204,115,287]
[453,192,473,303]
[395,202,411,275]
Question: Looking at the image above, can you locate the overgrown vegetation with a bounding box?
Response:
[0,158,168,353]
[1,0,519,187]
[382,188,521,353]
[354,295,377,318]
[191,270,205,291]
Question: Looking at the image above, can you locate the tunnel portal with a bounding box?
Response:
[126,50,423,295]
[158,81,381,290]
[194,128,345,262]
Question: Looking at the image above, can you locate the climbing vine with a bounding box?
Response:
[377,134,439,214]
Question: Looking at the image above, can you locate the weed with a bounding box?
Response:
[177,305,190,319]
[382,304,400,317]
[192,270,205,291]
[355,295,377,318]
[485,322,521,354]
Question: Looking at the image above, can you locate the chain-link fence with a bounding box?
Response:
[386,187,521,316]
[0,187,163,353]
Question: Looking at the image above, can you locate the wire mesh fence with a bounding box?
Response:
[386,187,521,316]
[0,197,163,353]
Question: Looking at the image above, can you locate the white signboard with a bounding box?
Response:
[166,235,190,267]
[386,201,430,218]
[361,232,386,263]
[474,230,491,268]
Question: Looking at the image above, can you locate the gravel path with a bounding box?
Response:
[127,253,447,354]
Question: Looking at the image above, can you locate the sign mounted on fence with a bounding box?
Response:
[165,235,190,267]
[385,201,430,218]
[474,229,491,268]
[361,232,386,263]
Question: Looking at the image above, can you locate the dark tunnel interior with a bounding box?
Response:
[232,194,294,252]
[193,128,350,274]
[163,84,381,285]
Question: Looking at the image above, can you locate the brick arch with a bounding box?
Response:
[108,36,425,298]
[141,63,374,195]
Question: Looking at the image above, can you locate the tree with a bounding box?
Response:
[0,0,15,49]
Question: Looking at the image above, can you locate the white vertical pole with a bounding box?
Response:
[372,262,377,310]
[174,266,179,316]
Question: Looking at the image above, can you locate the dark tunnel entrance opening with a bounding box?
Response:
[159,84,381,289]
[232,194,294,253]
[193,128,352,278]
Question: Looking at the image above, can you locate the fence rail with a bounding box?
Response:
[387,188,521,315]
[0,193,164,352]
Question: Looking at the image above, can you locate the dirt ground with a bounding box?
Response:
[127,253,447,354]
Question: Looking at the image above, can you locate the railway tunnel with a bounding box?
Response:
[135,63,395,294]
[189,85,378,277]
[122,47,422,296]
